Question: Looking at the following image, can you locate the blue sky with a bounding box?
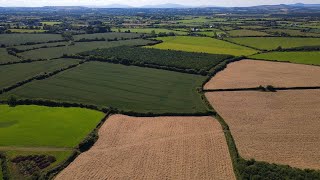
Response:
[0,0,319,7]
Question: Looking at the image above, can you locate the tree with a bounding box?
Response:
[8,95,17,107]
[150,30,156,37]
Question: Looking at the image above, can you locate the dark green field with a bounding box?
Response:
[0,48,20,64]
[18,39,153,60]
[0,34,63,46]
[1,62,207,113]
[73,32,142,41]
[81,46,232,73]
[0,58,80,89]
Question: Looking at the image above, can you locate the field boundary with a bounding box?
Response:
[204,86,320,92]
[0,153,9,180]
[249,56,320,67]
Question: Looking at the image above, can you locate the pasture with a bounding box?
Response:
[1,62,207,113]
[206,90,320,170]
[13,41,69,51]
[81,46,232,73]
[56,115,235,180]
[18,39,153,60]
[8,29,47,33]
[250,51,320,65]
[0,58,80,89]
[227,29,270,37]
[226,37,320,50]
[0,104,104,147]
[41,21,62,26]
[113,28,188,35]
[73,32,142,41]
[204,60,320,89]
[0,34,63,46]
[147,36,258,56]
[0,48,21,64]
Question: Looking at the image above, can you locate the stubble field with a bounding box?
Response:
[204,59,320,90]
[205,90,320,170]
[56,114,236,180]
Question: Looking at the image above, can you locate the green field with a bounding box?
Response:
[0,58,80,89]
[113,28,188,35]
[195,30,226,37]
[73,32,142,41]
[147,36,258,56]
[5,150,72,180]
[250,51,320,65]
[1,62,207,113]
[227,29,270,37]
[81,46,232,73]
[41,21,62,26]
[13,41,69,51]
[264,28,320,37]
[18,39,152,60]
[0,48,21,64]
[0,104,104,147]
[226,37,320,50]
[0,34,63,46]
[8,29,47,33]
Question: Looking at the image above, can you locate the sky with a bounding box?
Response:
[0,0,319,7]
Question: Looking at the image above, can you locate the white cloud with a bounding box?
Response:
[0,0,319,7]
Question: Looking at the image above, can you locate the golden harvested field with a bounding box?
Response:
[204,59,320,90]
[205,90,320,169]
[56,115,235,180]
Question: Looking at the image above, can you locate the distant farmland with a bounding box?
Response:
[250,51,320,65]
[146,36,258,56]
[0,34,63,46]
[56,115,235,180]
[0,48,21,64]
[226,37,320,50]
[18,39,153,60]
[73,32,142,41]
[1,62,207,113]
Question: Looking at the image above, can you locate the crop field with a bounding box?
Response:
[0,104,104,147]
[205,90,320,170]
[226,37,320,50]
[56,114,235,180]
[0,58,80,89]
[250,51,320,65]
[1,62,207,113]
[18,39,153,60]
[113,28,188,35]
[147,36,258,56]
[0,34,63,46]
[5,150,72,180]
[227,29,270,37]
[8,29,47,33]
[0,48,21,64]
[13,41,69,51]
[73,32,142,41]
[204,59,320,89]
[81,46,232,73]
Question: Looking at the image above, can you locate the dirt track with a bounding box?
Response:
[56,115,235,180]
[206,90,320,169]
[204,59,320,90]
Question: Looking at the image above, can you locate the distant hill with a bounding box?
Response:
[139,3,193,8]
[88,4,133,8]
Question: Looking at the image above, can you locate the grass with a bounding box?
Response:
[18,39,153,60]
[195,30,226,37]
[1,62,208,113]
[227,29,270,37]
[264,28,320,37]
[113,28,188,35]
[146,36,258,56]
[226,37,320,50]
[250,51,320,65]
[8,29,47,33]
[0,48,21,64]
[0,58,80,89]
[73,32,142,41]
[0,104,104,147]
[5,150,72,180]
[41,21,62,26]
[0,34,63,46]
